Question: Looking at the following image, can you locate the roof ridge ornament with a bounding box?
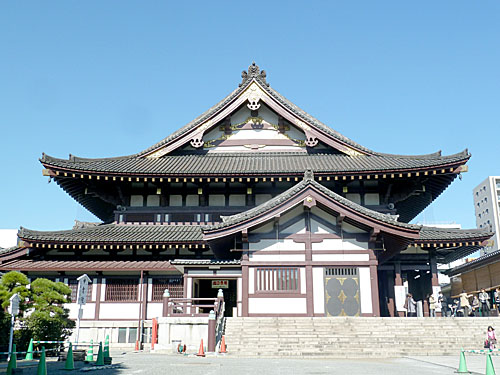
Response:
[240,62,269,87]
[304,169,314,181]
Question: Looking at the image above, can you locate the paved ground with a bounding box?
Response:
[2,350,500,374]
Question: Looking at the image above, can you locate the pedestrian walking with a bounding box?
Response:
[479,288,490,317]
[438,291,448,317]
[428,294,436,317]
[472,295,480,317]
[405,293,417,317]
[487,326,497,349]
[459,290,471,317]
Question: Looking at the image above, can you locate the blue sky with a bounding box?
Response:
[1,1,499,231]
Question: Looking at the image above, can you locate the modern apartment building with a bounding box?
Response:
[473,176,500,254]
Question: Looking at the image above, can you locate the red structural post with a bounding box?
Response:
[151,318,158,350]
[207,310,216,352]
[162,289,170,317]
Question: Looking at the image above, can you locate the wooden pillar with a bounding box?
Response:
[370,264,380,317]
[430,254,441,317]
[94,277,102,321]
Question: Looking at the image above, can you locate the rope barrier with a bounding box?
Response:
[463,348,500,355]
[0,348,59,355]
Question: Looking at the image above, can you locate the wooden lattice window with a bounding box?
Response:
[256,267,299,292]
[68,279,93,303]
[325,268,358,276]
[152,277,183,301]
[105,279,139,301]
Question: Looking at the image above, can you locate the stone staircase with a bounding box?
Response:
[224,317,500,358]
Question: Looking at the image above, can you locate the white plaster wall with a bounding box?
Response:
[342,222,366,234]
[186,278,192,298]
[156,317,208,352]
[248,298,307,314]
[67,303,96,320]
[92,279,98,301]
[250,254,305,262]
[300,268,306,294]
[147,278,153,301]
[99,303,141,320]
[311,238,367,251]
[248,269,255,294]
[100,279,106,301]
[359,267,373,314]
[311,254,369,262]
[249,239,305,252]
[146,303,163,319]
[313,268,325,315]
[259,103,279,125]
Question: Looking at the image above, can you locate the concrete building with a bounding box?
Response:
[473,176,500,255]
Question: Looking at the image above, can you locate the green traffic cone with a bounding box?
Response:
[486,353,496,375]
[96,342,104,366]
[25,338,34,360]
[37,347,47,375]
[104,335,110,359]
[7,343,17,375]
[85,339,93,361]
[65,342,75,370]
[457,350,470,374]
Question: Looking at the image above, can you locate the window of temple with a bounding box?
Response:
[146,195,160,207]
[228,194,246,206]
[152,277,183,301]
[209,194,225,206]
[255,194,272,206]
[256,267,299,292]
[68,279,92,302]
[186,194,199,206]
[364,193,380,205]
[169,195,183,207]
[130,195,144,207]
[346,193,361,204]
[118,328,127,343]
[105,279,139,301]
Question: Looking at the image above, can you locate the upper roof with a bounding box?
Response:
[40,150,469,177]
[40,63,470,177]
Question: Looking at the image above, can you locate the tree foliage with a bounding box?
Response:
[0,272,75,352]
[0,271,30,310]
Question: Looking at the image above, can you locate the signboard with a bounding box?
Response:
[211,280,229,289]
[76,274,91,305]
[394,285,407,312]
[8,293,20,316]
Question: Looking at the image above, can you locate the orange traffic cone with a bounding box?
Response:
[196,339,205,357]
[219,336,227,354]
[134,340,140,351]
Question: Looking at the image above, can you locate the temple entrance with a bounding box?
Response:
[194,279,237,317]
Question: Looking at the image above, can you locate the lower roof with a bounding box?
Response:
[0,259,177,272]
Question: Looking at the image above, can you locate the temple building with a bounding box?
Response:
[0,63,492,338]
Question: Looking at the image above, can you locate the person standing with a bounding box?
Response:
[438,291,448,317]
[472,295,480,317]
[487,326,497,349]
[405,293,417,317]
[459,290,471,317]
[494,288,500,315]
[429,294,436,317]
[479,288,491,317]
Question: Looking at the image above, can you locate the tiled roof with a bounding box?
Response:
[170,259,240,265]
[18,224,203,244]
[205,173,421,233]
[0,259,176,271]
[41,150,469,176]
[445,249,500,276]
[418,227,492,242]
